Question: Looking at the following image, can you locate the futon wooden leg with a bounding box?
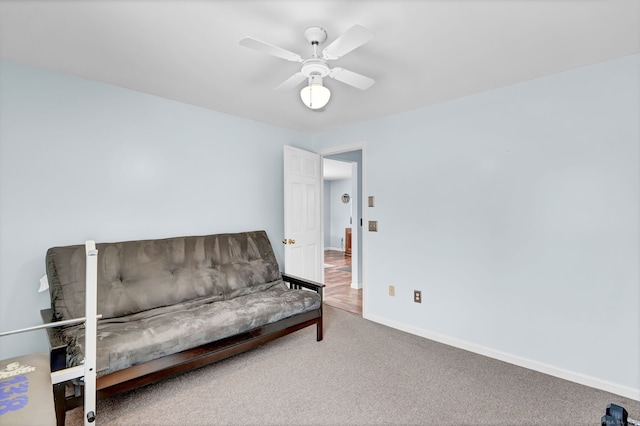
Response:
[53,382,66,426]
[317,317,323,341]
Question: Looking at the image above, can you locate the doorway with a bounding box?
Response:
[322,149,363,316]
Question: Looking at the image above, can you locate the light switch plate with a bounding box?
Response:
[368,196,375,207]
[368,220,378,232]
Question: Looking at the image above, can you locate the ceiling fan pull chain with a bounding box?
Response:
[309,76,315,108]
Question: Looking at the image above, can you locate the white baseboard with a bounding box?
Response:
[364,313,640,401]
[325,247,343,252]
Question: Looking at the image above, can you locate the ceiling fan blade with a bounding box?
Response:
[322,25,374,60]
[329,67,375,90]
[239,37,302,62]
[275,72,307,91]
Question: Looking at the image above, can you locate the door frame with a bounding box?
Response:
[319,142,367,317]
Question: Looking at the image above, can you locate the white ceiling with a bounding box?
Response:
[1,1,638,133]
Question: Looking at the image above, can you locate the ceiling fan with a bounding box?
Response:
[239,25,375,109]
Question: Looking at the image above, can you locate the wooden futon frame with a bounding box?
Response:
[42,273,324,426]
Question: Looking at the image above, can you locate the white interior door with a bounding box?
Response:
[283,145,322,281]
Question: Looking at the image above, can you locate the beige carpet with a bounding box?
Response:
[66,305,639,425]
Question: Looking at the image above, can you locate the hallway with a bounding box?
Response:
[323,250,362,316]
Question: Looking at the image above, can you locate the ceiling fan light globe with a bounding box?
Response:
[300,84,331,109]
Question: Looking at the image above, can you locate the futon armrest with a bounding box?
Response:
[40,308,68,372]
[281,272,325,297]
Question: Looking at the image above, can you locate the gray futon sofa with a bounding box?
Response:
[42,230,323,425]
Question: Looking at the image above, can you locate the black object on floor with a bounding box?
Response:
[602,403,628,426]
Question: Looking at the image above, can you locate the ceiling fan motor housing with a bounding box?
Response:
[302,59,330,78]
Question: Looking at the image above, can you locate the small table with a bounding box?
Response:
[0,352,56,426]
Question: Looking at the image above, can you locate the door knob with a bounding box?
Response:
[288,239,295,245]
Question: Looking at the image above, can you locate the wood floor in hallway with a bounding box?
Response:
[323,250,362,316]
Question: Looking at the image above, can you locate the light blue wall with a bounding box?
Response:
[326,179,352,250]
[312,54,640,394]
[323,180,331,247]
[0,60,308,358]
